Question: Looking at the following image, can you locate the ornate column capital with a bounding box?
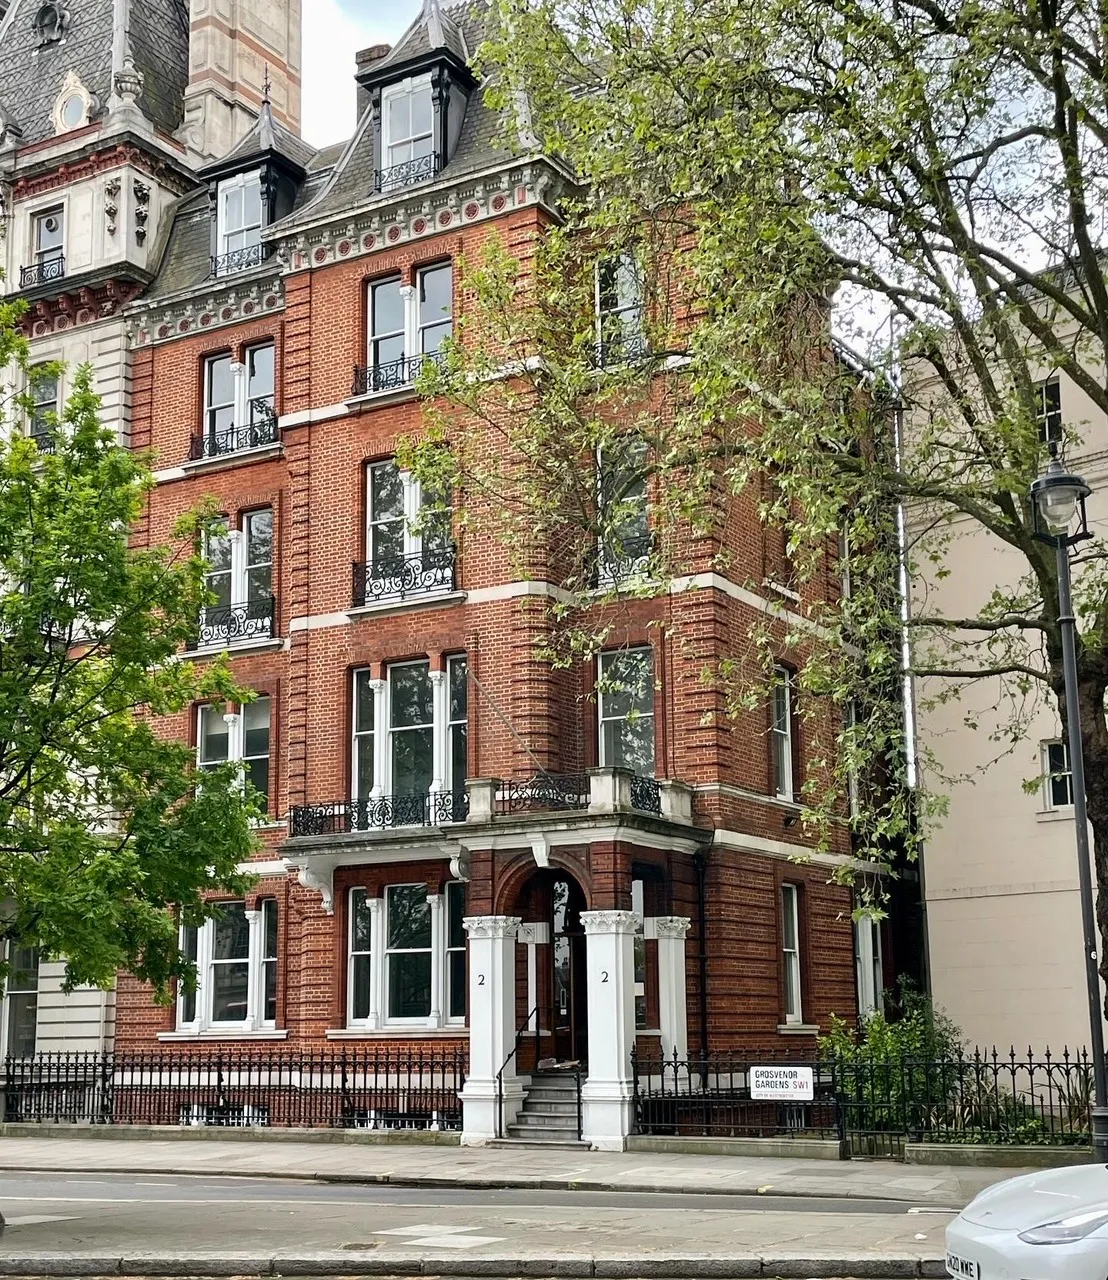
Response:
[652,916,692,940]
[464,914,522,939]
[581,909,640,937]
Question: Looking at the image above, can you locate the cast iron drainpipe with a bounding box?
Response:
[693,850,710,1084]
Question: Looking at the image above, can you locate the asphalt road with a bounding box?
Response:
[0,1170,954,1260]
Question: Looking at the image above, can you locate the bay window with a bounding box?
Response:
[385,884,433,1022]
[177,899,279,1032]
[199,509,274,648]
[598,647,655,774]
[345,881,466,1029]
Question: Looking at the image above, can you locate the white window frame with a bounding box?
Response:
[216,170,263,271]
[446,654,468,798]
[362,460,452,603]
[200,510,274,649]
[28,365,59,442]
[384,882,436,1027]
[196,697,271,813]
[352,669,377,801]
[781,883,803,1025]
[386,659,435,802]
[364,265,453,390]
[202,344,276,453]
[444,880,466,1025]
[347,886,378,1029]
[597,646,656,774]
[381,74,434,172]
[176,900,277,1033]
[2,940,40,1058]
[771,667,795,802]
[854,915,884,1019]
[32,204,64,265]
[1042,739,1073,810]
[1035,377,1062,444]
[595,252,644,363]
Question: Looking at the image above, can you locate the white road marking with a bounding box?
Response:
[377,1224,483,1237]
[4,1215,82,1227]
[375,1224,506,1248]
[907,1206,960,1214]
[415,1235,507,1249]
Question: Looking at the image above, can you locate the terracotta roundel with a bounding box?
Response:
[338,240,351,256]
[200,314,212,327]
[313,247,327,264]
[387,225,402,242]
[221,307,234,321]
[178,319,190,332]
[265,295,278,310]
[412,218,427,234]
[364,233,376,250]
[438,211,452,227]
[157,324,170,339]
[491,194,507,211]
[465,202,479,219]
[243,300,255,315]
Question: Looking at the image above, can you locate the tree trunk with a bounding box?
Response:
[1071,669,1108,1036]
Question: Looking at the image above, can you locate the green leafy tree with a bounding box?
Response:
[404,0,1108,986]
[0,302,258,1000]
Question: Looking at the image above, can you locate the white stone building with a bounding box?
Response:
[0,0,301,1056]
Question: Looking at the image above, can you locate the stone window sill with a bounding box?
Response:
[777,1023,820,1036]
[1036,807,1074,823]
[158,1029,290,1042]
[764,579,802,603]
[181,443,283,473]
[189,637,284,659]
[326,1027,468,1040]
[347,590,465,618]
[346,385,419,411]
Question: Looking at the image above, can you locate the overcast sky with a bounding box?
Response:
[301,0,414,147]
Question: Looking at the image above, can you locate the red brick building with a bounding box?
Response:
[117,0,886,1146]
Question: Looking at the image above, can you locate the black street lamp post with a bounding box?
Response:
[1030,452,1108,1162]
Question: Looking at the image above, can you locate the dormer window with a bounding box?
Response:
[213,171,264,277]
[376,76,437,193]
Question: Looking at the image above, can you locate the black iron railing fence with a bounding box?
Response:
[496,774,590,814]
[190,595,276,651]
[189,402,278,460]
[4,1048,466,1130]
[210,244,271,277]
[351,549,455,607]
[632,1047,1099,1155]
[374,152,440,194]
[350,351,445,397]
[20,256,65,289]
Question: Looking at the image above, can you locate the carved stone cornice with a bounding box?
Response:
[130,275,285,347]
[12,143,192,200]
[23,278,144,336]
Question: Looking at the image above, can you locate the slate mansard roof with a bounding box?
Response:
[0,0,189,146]
[143,0,525,303]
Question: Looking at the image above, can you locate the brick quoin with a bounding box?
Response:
[120,116,870,1068]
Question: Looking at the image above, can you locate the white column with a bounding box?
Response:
[400,284,418,377]
[230,360,246,428]
[580,909,638,1150]
[649,917,691,1061]
[427,893,443,1027]
[370,678,386,799]
[460,915,522,1144]
[244,908,261,1031]
[367,896,384,1030]
[428,669,447,797]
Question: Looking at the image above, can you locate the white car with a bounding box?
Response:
[946,1163,1108,1279]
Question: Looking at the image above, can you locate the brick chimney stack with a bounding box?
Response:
[355,44,391,123]
[181,0,304,161]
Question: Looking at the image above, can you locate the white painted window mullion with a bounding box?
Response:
[367,896,384,1030]
[244,907,261,1031]
[427,892,443,1028]
[429,668,446,796]
[372,677,388,798]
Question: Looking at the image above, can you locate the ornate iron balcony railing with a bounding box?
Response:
[592,330,650,369]
[373,152,441,194]
[191,595,276,650]
[350,351,444,397]
[351,548,455,608]
[20,256,65,289]
[289,790,468,837]
[210,243,270,278]
[28,429,56,454]
[630,774,662,815]
[594,531,654,585]
[496,774,591,815]
[188,402,278,461]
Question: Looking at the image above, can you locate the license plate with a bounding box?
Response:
[946,1254,979,1279]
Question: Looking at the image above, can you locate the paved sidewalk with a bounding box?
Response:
[0,1133,1024,1206]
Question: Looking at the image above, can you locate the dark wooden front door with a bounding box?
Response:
[551,874,588,1063]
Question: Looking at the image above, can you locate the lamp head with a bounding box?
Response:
[1030,455,1091,542]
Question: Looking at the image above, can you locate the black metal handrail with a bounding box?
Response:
[350,351,444,397]
[351,549,455,608]
[496,774,590,814]
[210,243,270,277]
[20,256,65,289]
[189,404,278,461]
[496,1003,541,1140]
[374,152,441,194]
[190,596,276,651]
[289,790,468,837]
[630,775,661,814]
[4,1047,466,1130]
